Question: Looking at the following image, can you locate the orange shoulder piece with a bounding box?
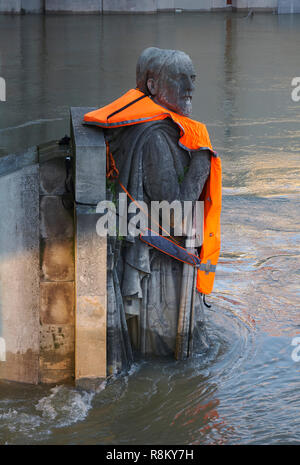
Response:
[84,89,216,153]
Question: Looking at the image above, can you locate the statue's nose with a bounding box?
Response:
[186,76,195,92]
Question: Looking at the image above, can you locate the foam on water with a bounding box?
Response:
[0,385,95,443]
[35,385,95,427]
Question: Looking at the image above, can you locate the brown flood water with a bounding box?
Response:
[0,12,299,445]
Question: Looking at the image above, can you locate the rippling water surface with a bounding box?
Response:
[0,12,299,445]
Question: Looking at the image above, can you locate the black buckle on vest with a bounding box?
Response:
[106,94,147,121]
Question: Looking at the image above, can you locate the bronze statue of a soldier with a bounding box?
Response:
[84,47,222,375]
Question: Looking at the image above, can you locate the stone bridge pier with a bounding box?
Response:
[0,108,108,390]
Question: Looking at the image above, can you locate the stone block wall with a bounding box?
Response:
[174,0,211,10]
[232,0,277,9]
[0,113,107,387]
[0,151,40,384]
[278,0,300,13]
[45,0,102,14]
[103,0,156,13]
[0,0,21,13]
[0,0,287,13]
[22,0,44,13]
[0,142,75,385]
[38,142,75,384]
[0,0,44,13]
[212,0,227,10]
[157,0,174,11]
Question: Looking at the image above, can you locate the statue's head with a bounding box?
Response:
[136,47,196,117]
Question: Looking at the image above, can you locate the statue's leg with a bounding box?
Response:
[139,250,182,356]
[191,292,210,354]
[107,238,133,376]
[126,314,139,351]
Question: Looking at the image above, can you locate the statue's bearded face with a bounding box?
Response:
[148,55,196,117]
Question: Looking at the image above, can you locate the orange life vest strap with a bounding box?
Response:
[106,141,119,179]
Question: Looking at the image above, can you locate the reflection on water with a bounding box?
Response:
[0,12,300,445]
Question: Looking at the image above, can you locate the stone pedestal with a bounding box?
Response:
[71,107,107,389]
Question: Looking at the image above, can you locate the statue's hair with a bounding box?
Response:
[136,47,191,94]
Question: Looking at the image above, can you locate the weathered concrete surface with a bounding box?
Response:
[39,147,75,384]
[40,282,74,325]
[0,141,76,384]
[76,376,106,392]
[0,134,109,385]
[0,0,297,13]
[278,0,300,13]
[0,134,107,385]
[157,0,174,11]
[103,0,156,13]
[212,0,227,9]
[40,196,74,240]
[232,0,277,10]
[41,238,74,282]
[38,140,68,164]
[174,0,211,10]
[0,146,38,177]
[0,0,21,13]
[70,107,107,387]
[71,108,107,387]
[103,0,228,13]
[70,107,106,206]
[75,208,107,384]
[0,351,39,384]
[250,0,277,10]
[0,0,44,13]
[232,0,247,8]
[40,157,67,196]
[21,0,44,13]
[0,164,40,384]
[39,324,74,383]
[45,0,102,14]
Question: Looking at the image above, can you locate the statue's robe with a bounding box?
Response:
[104,119,211,374]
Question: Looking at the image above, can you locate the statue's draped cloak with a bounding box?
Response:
[104,119,211,373]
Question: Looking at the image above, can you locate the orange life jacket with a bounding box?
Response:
[84,89,222,295]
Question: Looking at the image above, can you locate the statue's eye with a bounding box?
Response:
[178,73,196,83]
